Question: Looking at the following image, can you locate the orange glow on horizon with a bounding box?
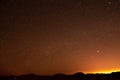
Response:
[87,69,120,74]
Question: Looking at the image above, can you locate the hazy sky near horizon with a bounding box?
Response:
[0,0,120,75]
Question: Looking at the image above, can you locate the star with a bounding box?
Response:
[96,50,100,53]
[13,77,17,80]
[108,1,112,5]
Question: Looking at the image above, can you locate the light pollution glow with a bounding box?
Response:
[87,70,120,74]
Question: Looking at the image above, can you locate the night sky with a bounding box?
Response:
[0,0,120,75]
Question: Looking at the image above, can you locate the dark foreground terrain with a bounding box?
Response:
[0,72,120,80]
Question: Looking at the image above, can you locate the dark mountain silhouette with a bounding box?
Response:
[73,72,85,77]
[53,73,67,77]
[0,71,120,80]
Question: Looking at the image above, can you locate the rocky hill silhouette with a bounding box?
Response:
[0,71,120,80]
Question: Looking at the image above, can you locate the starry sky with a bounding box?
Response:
[0,0,120,75]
